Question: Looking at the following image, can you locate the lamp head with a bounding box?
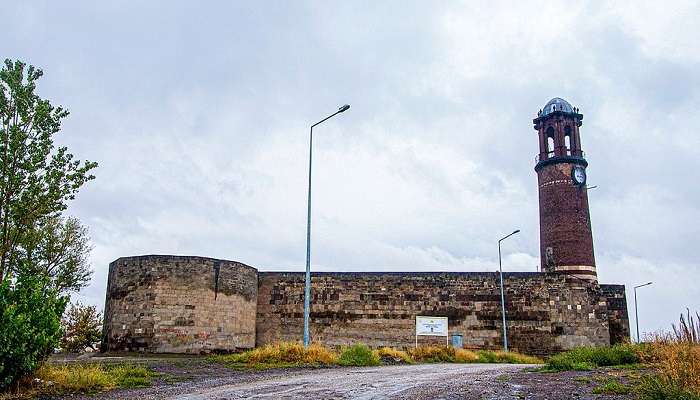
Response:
[339,104,350,112]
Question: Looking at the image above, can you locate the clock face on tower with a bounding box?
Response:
[571,166,587,186]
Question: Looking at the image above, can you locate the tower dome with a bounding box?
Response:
[541,97,574,116]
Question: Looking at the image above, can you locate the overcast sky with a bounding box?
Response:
[4,1,699,338]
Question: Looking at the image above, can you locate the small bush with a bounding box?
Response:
[339,344,380,367]
[408,346,455,363]
[0,275,68,390]
[373,347,413,365]
[544,344,640,371]
[592,379,630,395]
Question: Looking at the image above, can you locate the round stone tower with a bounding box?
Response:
[534,98,596,281]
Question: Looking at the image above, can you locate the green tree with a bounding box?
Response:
[0,58,97,288]
[61,301,102,353]
[0,59,97,390]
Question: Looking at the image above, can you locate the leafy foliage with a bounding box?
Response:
[0,58,96,391]
[0,58,97,289]
[0,274,67,390]
[61,301,103,353]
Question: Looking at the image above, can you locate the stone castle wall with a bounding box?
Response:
[102,255,257,353]
[600,284,630,345]
[101,255,629,355]
[257,271,614,355]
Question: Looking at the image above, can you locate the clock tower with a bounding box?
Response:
[534,98,596,281]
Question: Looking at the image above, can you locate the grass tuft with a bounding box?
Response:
[592,378,630,395]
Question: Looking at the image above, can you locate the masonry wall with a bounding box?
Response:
[102,255,257,353]
[257,271,613,355]
[600,284,631,344]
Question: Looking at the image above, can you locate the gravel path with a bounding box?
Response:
[74,363,533,400]
[171,363,530,400]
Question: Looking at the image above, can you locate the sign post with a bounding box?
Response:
[415,316,449,347]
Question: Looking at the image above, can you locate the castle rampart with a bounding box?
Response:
[102,255,628,355]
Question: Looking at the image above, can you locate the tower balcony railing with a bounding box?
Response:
[535,150,586,163]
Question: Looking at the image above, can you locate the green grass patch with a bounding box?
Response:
[635,375,700,400]
[338,344,380,367]
[31,363,158,395]
[592,378,631,395]
[544,344,640,371]
[476,350,543,364]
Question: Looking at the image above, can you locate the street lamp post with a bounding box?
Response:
[498,229,520,352]
[633,281,653,343]
[304,104,350,348]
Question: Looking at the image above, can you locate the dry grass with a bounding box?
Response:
[476,350,543,364]
[212,341,338,368]
[641,317,700,399]
[0,363,157,399]
[408,345,455,363]
[373,347,414,364]
[454,349,479,363]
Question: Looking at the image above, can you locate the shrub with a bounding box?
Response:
[373,347,413,364]
[338,344,380,367]
[0,275,67,390]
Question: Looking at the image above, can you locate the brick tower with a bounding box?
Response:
[534,98,596,281]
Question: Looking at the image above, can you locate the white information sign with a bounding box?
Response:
[415,316,448,336]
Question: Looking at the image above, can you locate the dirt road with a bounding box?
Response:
[157,363,529,400]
